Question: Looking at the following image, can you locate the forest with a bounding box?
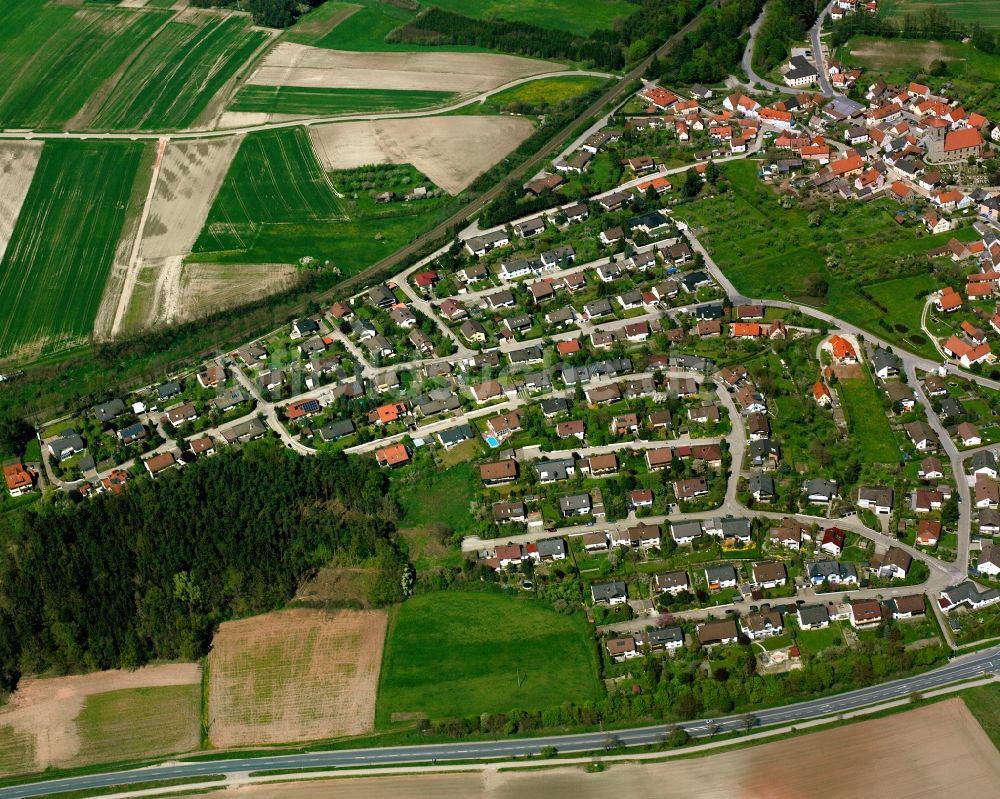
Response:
[0,440,404,693]
[651,0,766,84]
[388,0,710,71]
[752,0,819,75]
[190,0,325,28]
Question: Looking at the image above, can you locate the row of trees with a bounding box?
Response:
[190,0,325,28]
[752,0,819,75]
[0,440,406,692]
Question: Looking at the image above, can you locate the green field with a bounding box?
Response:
[0,0,171,128]
[90,14,268,130]
[429,0,638,35]
[191,130,455,271]
[0,141,144,358]
[72,684,201,766]
[838,376,904,465]
[962,683,1000,749]
[484,75,611,112]
[192,127,346,254]
[0,725,34,777]
[880,0,1000,31]
[681,160,978,358]
[376,591,601,725]
[229,86,456,116]
[394,461,477,532]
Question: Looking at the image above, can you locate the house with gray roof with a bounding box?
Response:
[559,493,592,516]
[319,419,355,442]
[591,580,628,605]
[94,399,126,424]
[670,520,703,544]
[871,347,900,379]
[437,424,473,449]
[808,560,858,586]
[704,564,738,589]
[535,458,576,483]
[157,381,182,401]
[797,603,831,630]
[535,537,567,561]
[48,434,84,461]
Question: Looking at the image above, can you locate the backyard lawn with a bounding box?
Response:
[837,375,903,465]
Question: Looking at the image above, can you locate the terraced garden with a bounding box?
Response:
[0,141,144,358]
[0,0,171,129]
[91,13,269,130]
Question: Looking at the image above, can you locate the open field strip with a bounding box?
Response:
[0,142,42,264]
[228,86,458,116]
[309,116,535,195]
[376,592,601,726]
[0,141,143,358]
[0,0,171,129]
[880,0,1000,30]
[118,137,240,333]
[175,263,300,324]
[207,609,387,747]
[0,664,199,775]
[90,10,270,131]
[247,42,559,95]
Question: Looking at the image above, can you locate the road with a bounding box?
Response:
[810,0,839,98]
[3,646,997,799]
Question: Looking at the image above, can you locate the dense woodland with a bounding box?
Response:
[649,0,766,85]
[0,441,404,693]
[752,0,818,75]
[190,0,325,28]
[388,0,710,71]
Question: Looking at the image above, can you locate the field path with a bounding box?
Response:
[109,137,167,337]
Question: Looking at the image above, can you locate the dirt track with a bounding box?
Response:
[185,699,1000,799]
[0,664,199,772]
[207,608,387,748]
[310,116,534,194]
[250,43,557,94]
[0,142,43,264]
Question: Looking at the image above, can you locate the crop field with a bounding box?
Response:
[0,664,200,775]
[0,1,171,129]
[192,127,346,255]
[430,0,638,35]
[90,12,269,130]
[483,75,610,112]
[881,0,1000,30]
[0,141,143,359]
[229,86,456,115]
[376,591,601,726]
[838,376,903,464]
[207,608,388,747]
[0,143,43,264]
[287,0,484,53]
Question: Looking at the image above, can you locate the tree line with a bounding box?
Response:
[189,0,325,28]
[0,440,405,693]
[649,0,767,85]
[752,0,819,75]
[387,0,709,71]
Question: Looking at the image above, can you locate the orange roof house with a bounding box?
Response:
[944,127,984,154]
[375,402,408,425]
[830,335,857,363]
[813,381,832,405]
[376,443,410,468]
[4,463,33,495]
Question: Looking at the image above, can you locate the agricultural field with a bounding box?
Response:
[0,141,144,359]
[838,376,904,465]
[481,75,611,113]
[249,42,557,95]
[184,698,1000,799]
[0,0,171,129]
[206,608,388,747]
[0,664,200,776]
[228,85,456,116]
[191,127,346,256]
[681,160,979,358]
[89,11,270,130]
[286,0,487,52]
[880,0,1000,30]
[428,0,638,35]
[0,143,42,264]
[309,116,535,194]
[376,591,601,726]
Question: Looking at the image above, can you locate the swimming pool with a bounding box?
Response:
[486,435,500,448]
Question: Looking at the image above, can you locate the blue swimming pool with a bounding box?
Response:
[486,435,500,448]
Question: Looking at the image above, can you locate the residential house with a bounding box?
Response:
[741,611,784,640]
[697,619,739,646]
[591,580,628,605]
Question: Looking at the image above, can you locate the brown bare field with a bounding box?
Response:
[294,566,375,608]
[309,116,535,194]
[0,142,43,264]
[0,664,200,775]
[206,608,387,748]
[182,698,1000,798]
[175,262,299,322]
[141,138,240,262]
[850,40,960,70]
[249,43,557,94]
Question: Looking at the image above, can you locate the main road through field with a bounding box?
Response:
[3,646,998,799]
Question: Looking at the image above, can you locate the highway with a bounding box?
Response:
[3,646,997,799]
